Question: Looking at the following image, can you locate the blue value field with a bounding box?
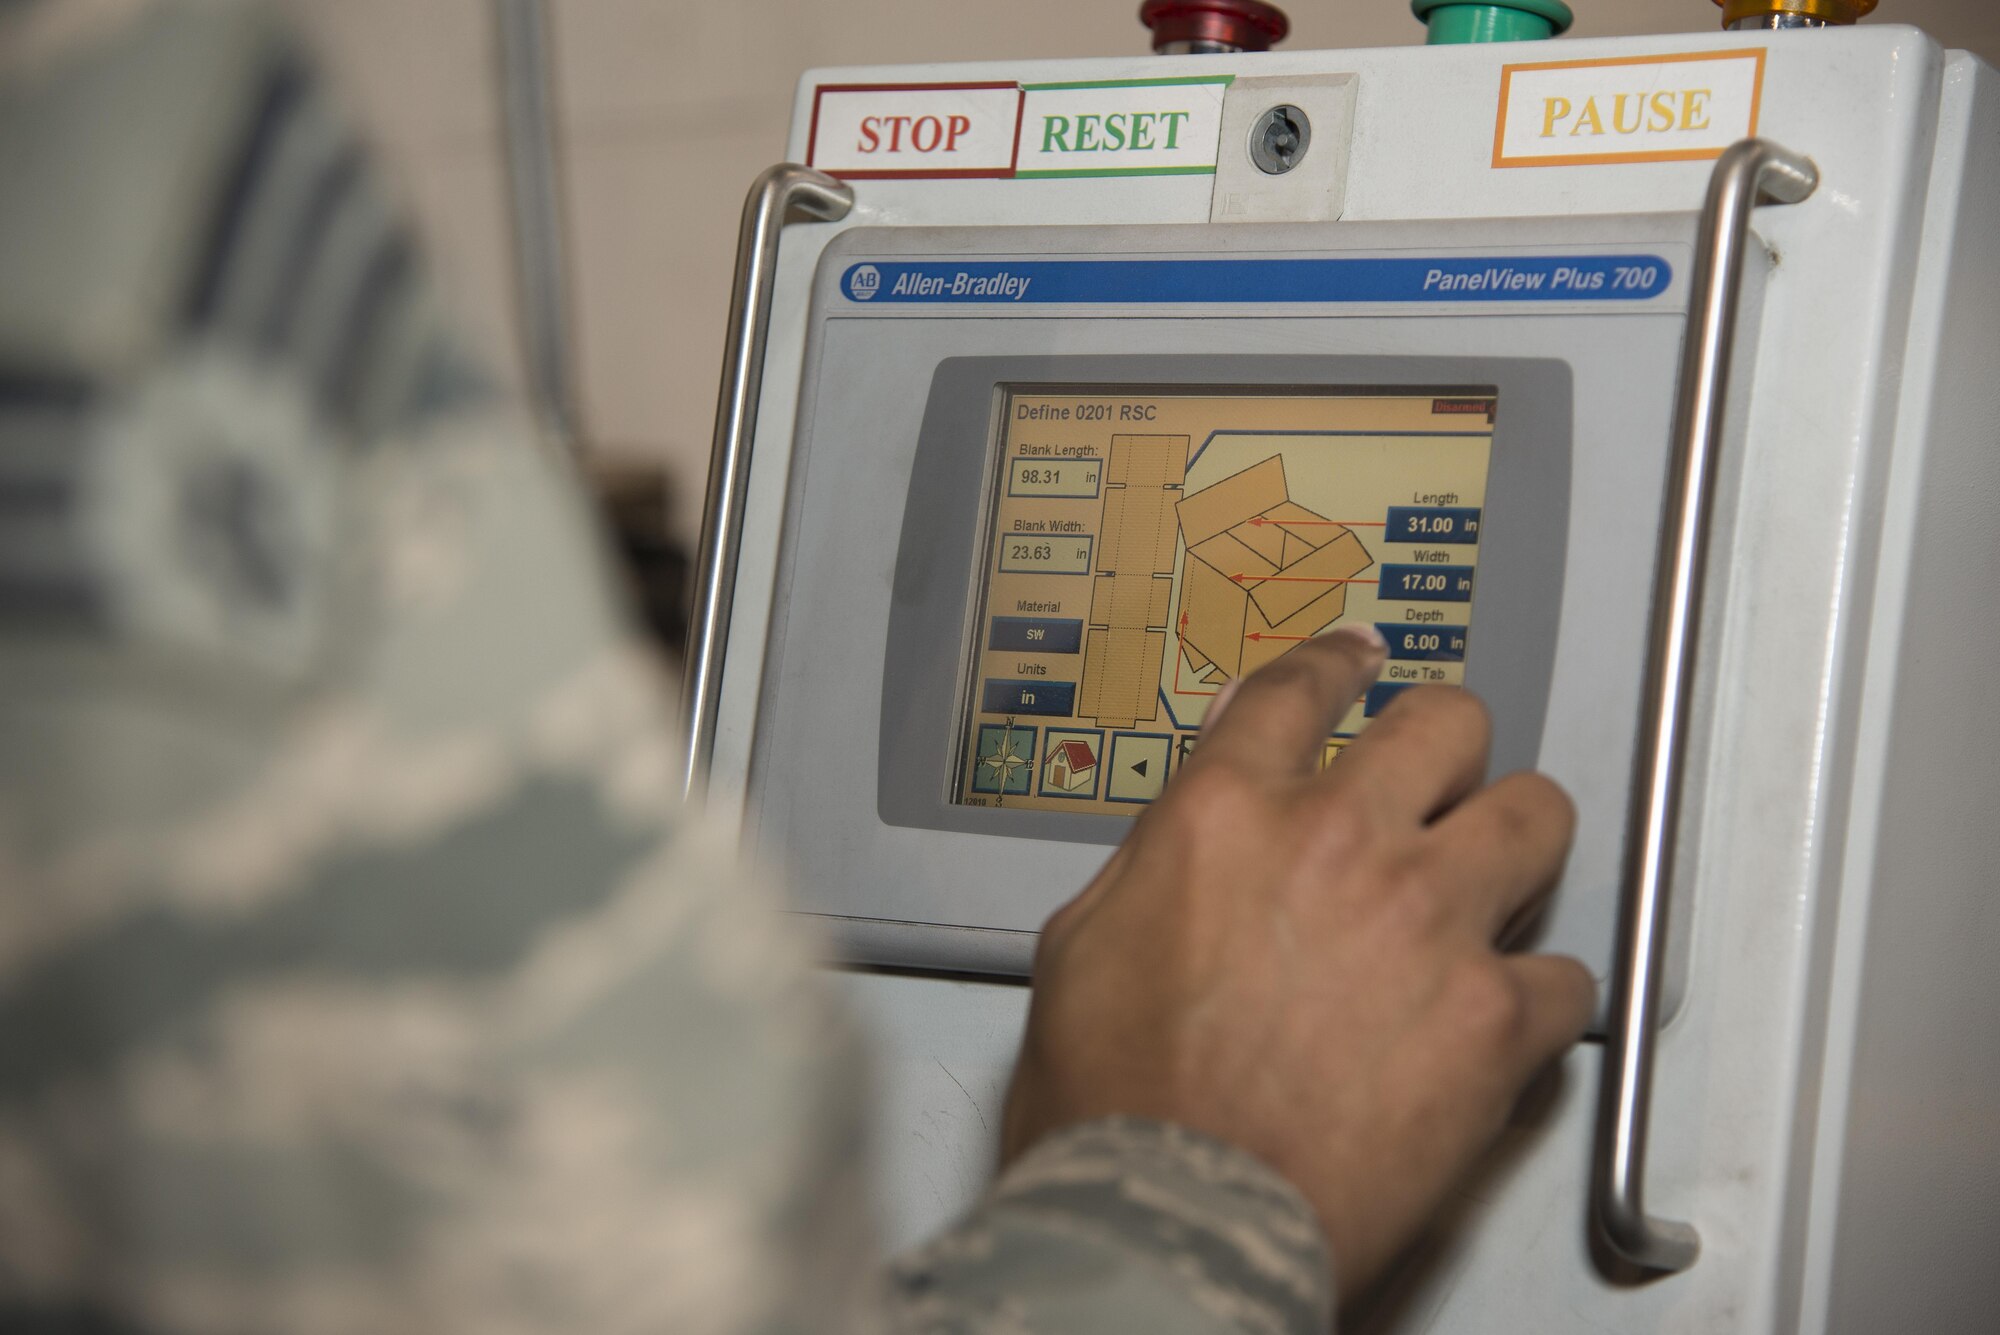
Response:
[1377,623,1468,662]
[1379,564,1476,603]
[1385,507,1481,544]
[1365,683,1413,718]
[988,616,1084,654]
[981,679,1077,716]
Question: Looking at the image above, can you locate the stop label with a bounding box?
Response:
[809,83,1023,178]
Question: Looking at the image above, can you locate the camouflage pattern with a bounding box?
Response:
[0,5,1334,1332]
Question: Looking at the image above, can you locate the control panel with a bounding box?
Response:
[744,216,1709,995]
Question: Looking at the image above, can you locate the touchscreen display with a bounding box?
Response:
[954,386,1497,813]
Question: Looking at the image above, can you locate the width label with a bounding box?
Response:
[1493,49,1765,169]
[808,77,1230,181]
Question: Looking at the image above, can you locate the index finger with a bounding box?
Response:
[1192,625,1387,778]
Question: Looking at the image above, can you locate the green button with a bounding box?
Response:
[1412,0,1574,43]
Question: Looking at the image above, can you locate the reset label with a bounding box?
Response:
[1016,77,1230,178]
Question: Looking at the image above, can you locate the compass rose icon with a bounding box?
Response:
[972,720,1036,797]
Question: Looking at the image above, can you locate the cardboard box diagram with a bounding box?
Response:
[1176,456,1374,681]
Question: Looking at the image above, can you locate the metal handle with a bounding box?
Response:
[494,0,581,455]
[680,164,854,797]
[1592,139,1817,1274]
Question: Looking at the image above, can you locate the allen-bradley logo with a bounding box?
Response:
[848,264,882,301]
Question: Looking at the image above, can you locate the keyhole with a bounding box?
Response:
[1250,104,1311,175]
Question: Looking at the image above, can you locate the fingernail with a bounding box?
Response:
[1203,678,1242,731]
[1328,623,1387,656]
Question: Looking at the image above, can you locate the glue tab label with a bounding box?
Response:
[809,83,1023,179]
[1493,50,1765,169]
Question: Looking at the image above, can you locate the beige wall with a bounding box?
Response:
[283,0,2000,539]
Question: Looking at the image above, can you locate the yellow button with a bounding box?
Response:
[1715,0,1877,26]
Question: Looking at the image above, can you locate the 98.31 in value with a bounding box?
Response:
[1009,456,1104,498]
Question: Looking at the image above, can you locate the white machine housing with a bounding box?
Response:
[705,22,2000,1333]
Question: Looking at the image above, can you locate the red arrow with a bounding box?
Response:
[1248,516,1386,527]
[1245,633,1314,642]
[1231,573,1379,585]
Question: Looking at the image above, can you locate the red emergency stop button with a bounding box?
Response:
[1140,0,1290,54]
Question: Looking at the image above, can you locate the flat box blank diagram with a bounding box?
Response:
[1178,456,1373,681]
[1078,434,1186,729]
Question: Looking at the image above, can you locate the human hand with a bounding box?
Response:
[1001,625,1596,1300]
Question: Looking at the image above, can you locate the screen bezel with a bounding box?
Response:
[879,356,1574,845]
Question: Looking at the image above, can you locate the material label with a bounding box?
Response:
[808,82,1023,179]
[1493,50,1765,169]
[1015,77,1230,179]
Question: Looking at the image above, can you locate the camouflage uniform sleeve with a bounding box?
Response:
[1,8,1335,1335]
[889,1118,1334,1335]
[0,8,876,1333]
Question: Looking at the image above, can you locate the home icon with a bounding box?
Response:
[1044,736,1099,794]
